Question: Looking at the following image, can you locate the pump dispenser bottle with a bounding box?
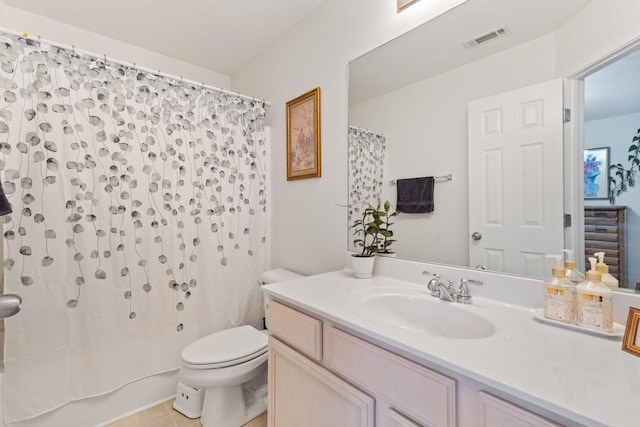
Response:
[543,255,576,323]
[576,257,614,333]
[593,251,619,289]
[562,249,585,285]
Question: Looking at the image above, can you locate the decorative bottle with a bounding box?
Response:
[576,257,614,333]
[543,255,576,324]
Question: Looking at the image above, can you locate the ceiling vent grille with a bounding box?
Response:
[463,27,510,49]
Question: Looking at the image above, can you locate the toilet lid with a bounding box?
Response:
[182,325,268,368]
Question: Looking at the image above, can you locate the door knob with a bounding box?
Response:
[471,232,482,241]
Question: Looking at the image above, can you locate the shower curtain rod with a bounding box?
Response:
[348,125,385,136]
[0,26,271,106]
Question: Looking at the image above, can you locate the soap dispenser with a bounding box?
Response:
[593,251,619,289]
[543,255,576,324]
[576,257,614,333]
[562,249,585,285]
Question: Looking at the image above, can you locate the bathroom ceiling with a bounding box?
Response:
[585,48,640,122]
[3,0,328,75]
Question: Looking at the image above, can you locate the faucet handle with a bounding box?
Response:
[457,279,473,304]
[426,272,442,296]
[446,280,457,295]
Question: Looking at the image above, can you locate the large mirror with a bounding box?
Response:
[348,0,640,289]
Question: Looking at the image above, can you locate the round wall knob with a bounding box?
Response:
[471,232,482,241]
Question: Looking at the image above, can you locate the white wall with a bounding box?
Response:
[556,0,640,77]
[349,34,557,265]
[585,112,640,288]
[231,0,468,275]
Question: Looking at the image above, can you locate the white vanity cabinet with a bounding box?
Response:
[267,299,456,427]
[267,299,563,427]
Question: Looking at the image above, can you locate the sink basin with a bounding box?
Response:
[358,291,496,339]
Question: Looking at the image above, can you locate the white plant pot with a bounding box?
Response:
[351,255,375,279]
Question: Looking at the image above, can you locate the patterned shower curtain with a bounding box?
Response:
[0,33,268,422]
[347,126,385,251]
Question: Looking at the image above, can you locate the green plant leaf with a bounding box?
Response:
[629,144,638,152]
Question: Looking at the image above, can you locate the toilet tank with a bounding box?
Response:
[260,268,303,329]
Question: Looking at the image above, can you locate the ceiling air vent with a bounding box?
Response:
[463,27,510,49]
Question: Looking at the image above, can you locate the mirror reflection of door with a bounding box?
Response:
[468,79,564,278]
[583,48,640,290]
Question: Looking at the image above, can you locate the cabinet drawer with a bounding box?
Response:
[584,224,618,234]
[328,327,456,427]
[585,210,618,218]
[267,300,322,361]
[479,392,560,426]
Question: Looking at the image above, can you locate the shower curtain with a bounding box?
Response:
[347,126,385,251]
[0,33,268,423]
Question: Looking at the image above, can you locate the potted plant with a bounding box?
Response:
[350,203,382,278]
[608,127,640,203]
[377,200,399,257]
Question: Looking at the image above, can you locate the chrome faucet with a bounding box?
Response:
[437,280,457,302]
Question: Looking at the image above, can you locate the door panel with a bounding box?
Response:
[469,79,564,277]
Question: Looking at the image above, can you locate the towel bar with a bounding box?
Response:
[389,174,452,186]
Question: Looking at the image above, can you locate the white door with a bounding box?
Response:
[468,79,564,278]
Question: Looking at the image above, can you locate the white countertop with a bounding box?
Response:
[262,267,640,427]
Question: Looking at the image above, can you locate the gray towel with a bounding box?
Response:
[396,177,434,213]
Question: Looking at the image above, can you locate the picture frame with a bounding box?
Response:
[622,307,640,358]
[286,87,321,180]
[584,147,610,199]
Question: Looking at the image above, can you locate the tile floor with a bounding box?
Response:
[105,399,267,427]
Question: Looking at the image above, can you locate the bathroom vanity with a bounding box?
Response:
[262,257,640,427]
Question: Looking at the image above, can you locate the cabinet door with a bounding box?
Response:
[479,392,560,427]
[268,336,374,427]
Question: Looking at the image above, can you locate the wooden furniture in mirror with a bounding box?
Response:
[584,206,626,287]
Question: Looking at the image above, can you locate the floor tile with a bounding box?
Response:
[112,398,267,427]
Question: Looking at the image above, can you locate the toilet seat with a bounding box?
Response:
[182,325,268,369]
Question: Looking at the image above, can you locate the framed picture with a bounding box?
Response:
[286,87,321,180]
[623,307,640,357]
[584,147,610,199]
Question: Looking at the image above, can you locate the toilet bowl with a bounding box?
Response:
[177,268,302,427]
[179,325,268,426]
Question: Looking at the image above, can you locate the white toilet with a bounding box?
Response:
[177,269,301,427]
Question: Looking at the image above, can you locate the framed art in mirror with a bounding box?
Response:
[286,87,321,180]
[622,307,640,358]
[584,147,610,199]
